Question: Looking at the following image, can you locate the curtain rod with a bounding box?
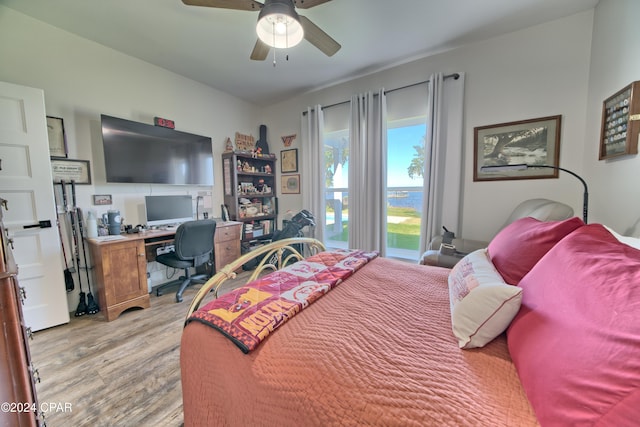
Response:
[302,72,460,116]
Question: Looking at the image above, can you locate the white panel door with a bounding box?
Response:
[0,81,70,331]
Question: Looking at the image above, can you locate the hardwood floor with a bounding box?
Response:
[30,275,249,427]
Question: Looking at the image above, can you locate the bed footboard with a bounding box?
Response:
[185,237,326,319]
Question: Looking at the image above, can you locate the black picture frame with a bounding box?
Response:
[473,115,562,181]
[51,159,92,184]
[46,116,68,158]
[281,148,298,173]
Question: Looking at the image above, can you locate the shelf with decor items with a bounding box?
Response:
[599,80,640,160]
[222,151,277,243]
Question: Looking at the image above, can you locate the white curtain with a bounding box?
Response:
[420,73,466,254]
[348,90,388,255]
[301,105,325,243]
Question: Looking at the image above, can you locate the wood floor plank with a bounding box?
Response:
[30,273,250,427]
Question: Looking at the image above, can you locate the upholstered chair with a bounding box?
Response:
[420,198,574,268]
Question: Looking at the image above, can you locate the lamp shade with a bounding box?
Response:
[256,0,304,49]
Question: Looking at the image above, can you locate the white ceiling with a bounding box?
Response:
[1,0,598,106]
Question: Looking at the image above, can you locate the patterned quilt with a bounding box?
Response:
[187,249,378,353]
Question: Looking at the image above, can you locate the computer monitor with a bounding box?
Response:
[144,195,194,228]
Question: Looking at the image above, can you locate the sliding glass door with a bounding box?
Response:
[322,86,428,260]
[386,119,426,260]
[324,128,349,249]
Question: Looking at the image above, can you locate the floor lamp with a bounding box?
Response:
[480,163,589,223]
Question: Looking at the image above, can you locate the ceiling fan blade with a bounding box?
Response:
[182,0,263,11]
[299,15,341,57]
[250,38,270,61]
[292,0,331,9]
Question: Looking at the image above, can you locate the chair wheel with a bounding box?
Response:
[156,289,162,296]
[175,295,183,303]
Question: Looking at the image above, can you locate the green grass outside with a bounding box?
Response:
[325,206,421,250]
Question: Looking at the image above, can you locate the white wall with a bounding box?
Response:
[0,6,260,222]
[583,0,640,236]
[0,6,260,296]
[263,10,594,242]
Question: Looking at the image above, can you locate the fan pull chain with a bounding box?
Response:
[285,21,290,62]
[273,21,277,67]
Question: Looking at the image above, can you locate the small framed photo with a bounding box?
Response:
[281,148,298,173]
[47,116,68,158]
[281,174,300,194]
[93,194,113,205]
[473,115,561,181]
[51,159,92,184]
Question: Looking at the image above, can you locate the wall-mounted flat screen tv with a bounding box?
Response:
[101,114,213,185]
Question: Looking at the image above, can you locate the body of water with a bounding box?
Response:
[387,190,423,213]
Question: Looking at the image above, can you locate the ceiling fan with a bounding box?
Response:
[182,0,341,60]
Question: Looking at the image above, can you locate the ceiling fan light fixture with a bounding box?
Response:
[256,0,304,49]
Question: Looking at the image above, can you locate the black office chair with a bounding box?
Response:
[155,219,216,303]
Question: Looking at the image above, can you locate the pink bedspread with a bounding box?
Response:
[181,257,538,426]
[187,249,378,353]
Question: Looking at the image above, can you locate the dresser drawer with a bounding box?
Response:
[215,240,239,263]
[215,223,241,243]
[213,222,242,272]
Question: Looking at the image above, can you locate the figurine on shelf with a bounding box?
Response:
[264,164,272,174]
[242,161,252,172]
[224,137,234,152]
[252,147,262,158]
[256,178,265,193]
[237,160,242,171]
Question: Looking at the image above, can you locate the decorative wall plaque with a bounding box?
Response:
[235,132,255,152]
[599,81,640,160]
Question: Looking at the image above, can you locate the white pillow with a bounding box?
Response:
[448,248,523,349]
[604,225,640,250]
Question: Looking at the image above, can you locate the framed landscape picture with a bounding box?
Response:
[473,115,561,181]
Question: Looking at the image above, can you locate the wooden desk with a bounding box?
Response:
[87,222,242,321]
[87,232,165,321]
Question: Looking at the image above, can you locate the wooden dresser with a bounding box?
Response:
[0,198,42,426]
[213,221,242,272]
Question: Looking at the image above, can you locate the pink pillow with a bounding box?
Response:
[488,216,584,284]
[507,224,640,426]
